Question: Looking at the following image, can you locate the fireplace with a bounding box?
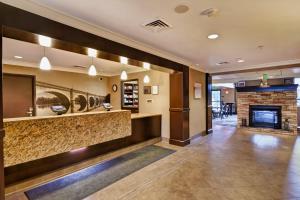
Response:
[249,105,282,129]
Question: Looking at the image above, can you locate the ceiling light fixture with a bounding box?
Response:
[88,57,97,76]
[14,56,23,59]
[208,34,219,40]
[120,56,128,65]
[38,35,52,47]
[87,48,97,58]
[39,47,51,70]
[143,75,150,84]
[174,5,189,14]
[120,70,128,80]
[143,62,151,70]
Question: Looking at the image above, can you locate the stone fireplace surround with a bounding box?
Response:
[237,90,297,135]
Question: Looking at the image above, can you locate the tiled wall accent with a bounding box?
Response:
[4,110,131,167]
[237,91,297,135]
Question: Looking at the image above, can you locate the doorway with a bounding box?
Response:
[3,73,36,118]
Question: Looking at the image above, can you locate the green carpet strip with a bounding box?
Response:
[25,145,175,200]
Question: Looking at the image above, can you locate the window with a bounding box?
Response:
[212,90,221,109]
[295,78,300,106]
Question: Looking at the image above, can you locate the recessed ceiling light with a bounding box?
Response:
[208,34,219,40]
[237,58,245,63]
[14,56,23,59]
[196,64,199,66]
[38,35,52,47]
[174,5,189,14]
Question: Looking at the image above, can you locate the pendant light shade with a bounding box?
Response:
[120,70,128,80]
[39,56,51,70]
[88,64,97,76]
[39,47,51,70]
[143,75,150,84]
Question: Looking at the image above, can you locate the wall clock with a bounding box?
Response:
[112,84,118,92]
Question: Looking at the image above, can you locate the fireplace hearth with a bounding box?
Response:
[249,105,282,129]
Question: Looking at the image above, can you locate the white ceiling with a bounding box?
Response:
[27,0,300,73]
[212,68,300,83]
[3,38,146,76]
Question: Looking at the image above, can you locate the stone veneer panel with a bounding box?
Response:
[237,91,297,135]
[3,110,131,167]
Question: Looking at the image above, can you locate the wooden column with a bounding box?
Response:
[169,67,190,146]
[0,32,5,200]
[206,73,213,134]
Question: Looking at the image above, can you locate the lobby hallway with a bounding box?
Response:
[85,126,300,200]
[8,126,300,200]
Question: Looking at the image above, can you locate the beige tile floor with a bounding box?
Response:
[7,125,300,200]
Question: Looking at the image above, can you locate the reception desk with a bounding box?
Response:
[4,110,131,167]
[4,111,161,185]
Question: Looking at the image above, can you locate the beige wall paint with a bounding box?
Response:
[189,68,206,137]
[108,70,170,138]
[3,65,108,96]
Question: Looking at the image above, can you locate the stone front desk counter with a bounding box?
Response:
[3,110,131,167]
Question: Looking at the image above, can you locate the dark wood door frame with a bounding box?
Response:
[0,3,191,197]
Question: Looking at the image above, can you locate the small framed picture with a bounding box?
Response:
[144,86,151,94]
[237,81,245,87]
[152,85,159,95]
[194,83,201,99]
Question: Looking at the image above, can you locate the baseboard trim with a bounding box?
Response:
[169,138,190,146]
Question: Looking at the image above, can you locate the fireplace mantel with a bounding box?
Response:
[236,84,298,93]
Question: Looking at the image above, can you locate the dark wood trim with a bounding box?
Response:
[0,30,4,200]
[211,63,300,76]
[169,138,190,146]
[3,73,37,116]
[236,84,298,92]
[4,115,161,186]
[206,73,213,135]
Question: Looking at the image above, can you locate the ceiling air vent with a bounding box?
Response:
[200,8,219,17]
[142,18,172,32]
[73,65,87,69]
[216,61,230,66]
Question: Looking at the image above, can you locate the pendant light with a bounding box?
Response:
[143,74,150,84]
[88,57,97,76]
[39,47,51,70]
[120,70,128,80]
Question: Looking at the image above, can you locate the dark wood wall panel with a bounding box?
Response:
[169,72,190,146]
[206,73,213,134]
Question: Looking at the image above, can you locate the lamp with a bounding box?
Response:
[120,70,128,80]
[39,47,51,70]
[88,57,97,76]
[143,75,150,83]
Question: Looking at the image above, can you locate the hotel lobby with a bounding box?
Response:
[1,1,300,200]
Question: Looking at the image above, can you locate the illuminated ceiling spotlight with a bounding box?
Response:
[87,48,98,58]
[120,56,128,65]
[38,35,52,47]
[143,62,151,70]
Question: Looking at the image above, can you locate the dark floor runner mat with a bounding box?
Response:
[25,145,175,200]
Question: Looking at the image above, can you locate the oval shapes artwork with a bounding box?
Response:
[36,86,71,116]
